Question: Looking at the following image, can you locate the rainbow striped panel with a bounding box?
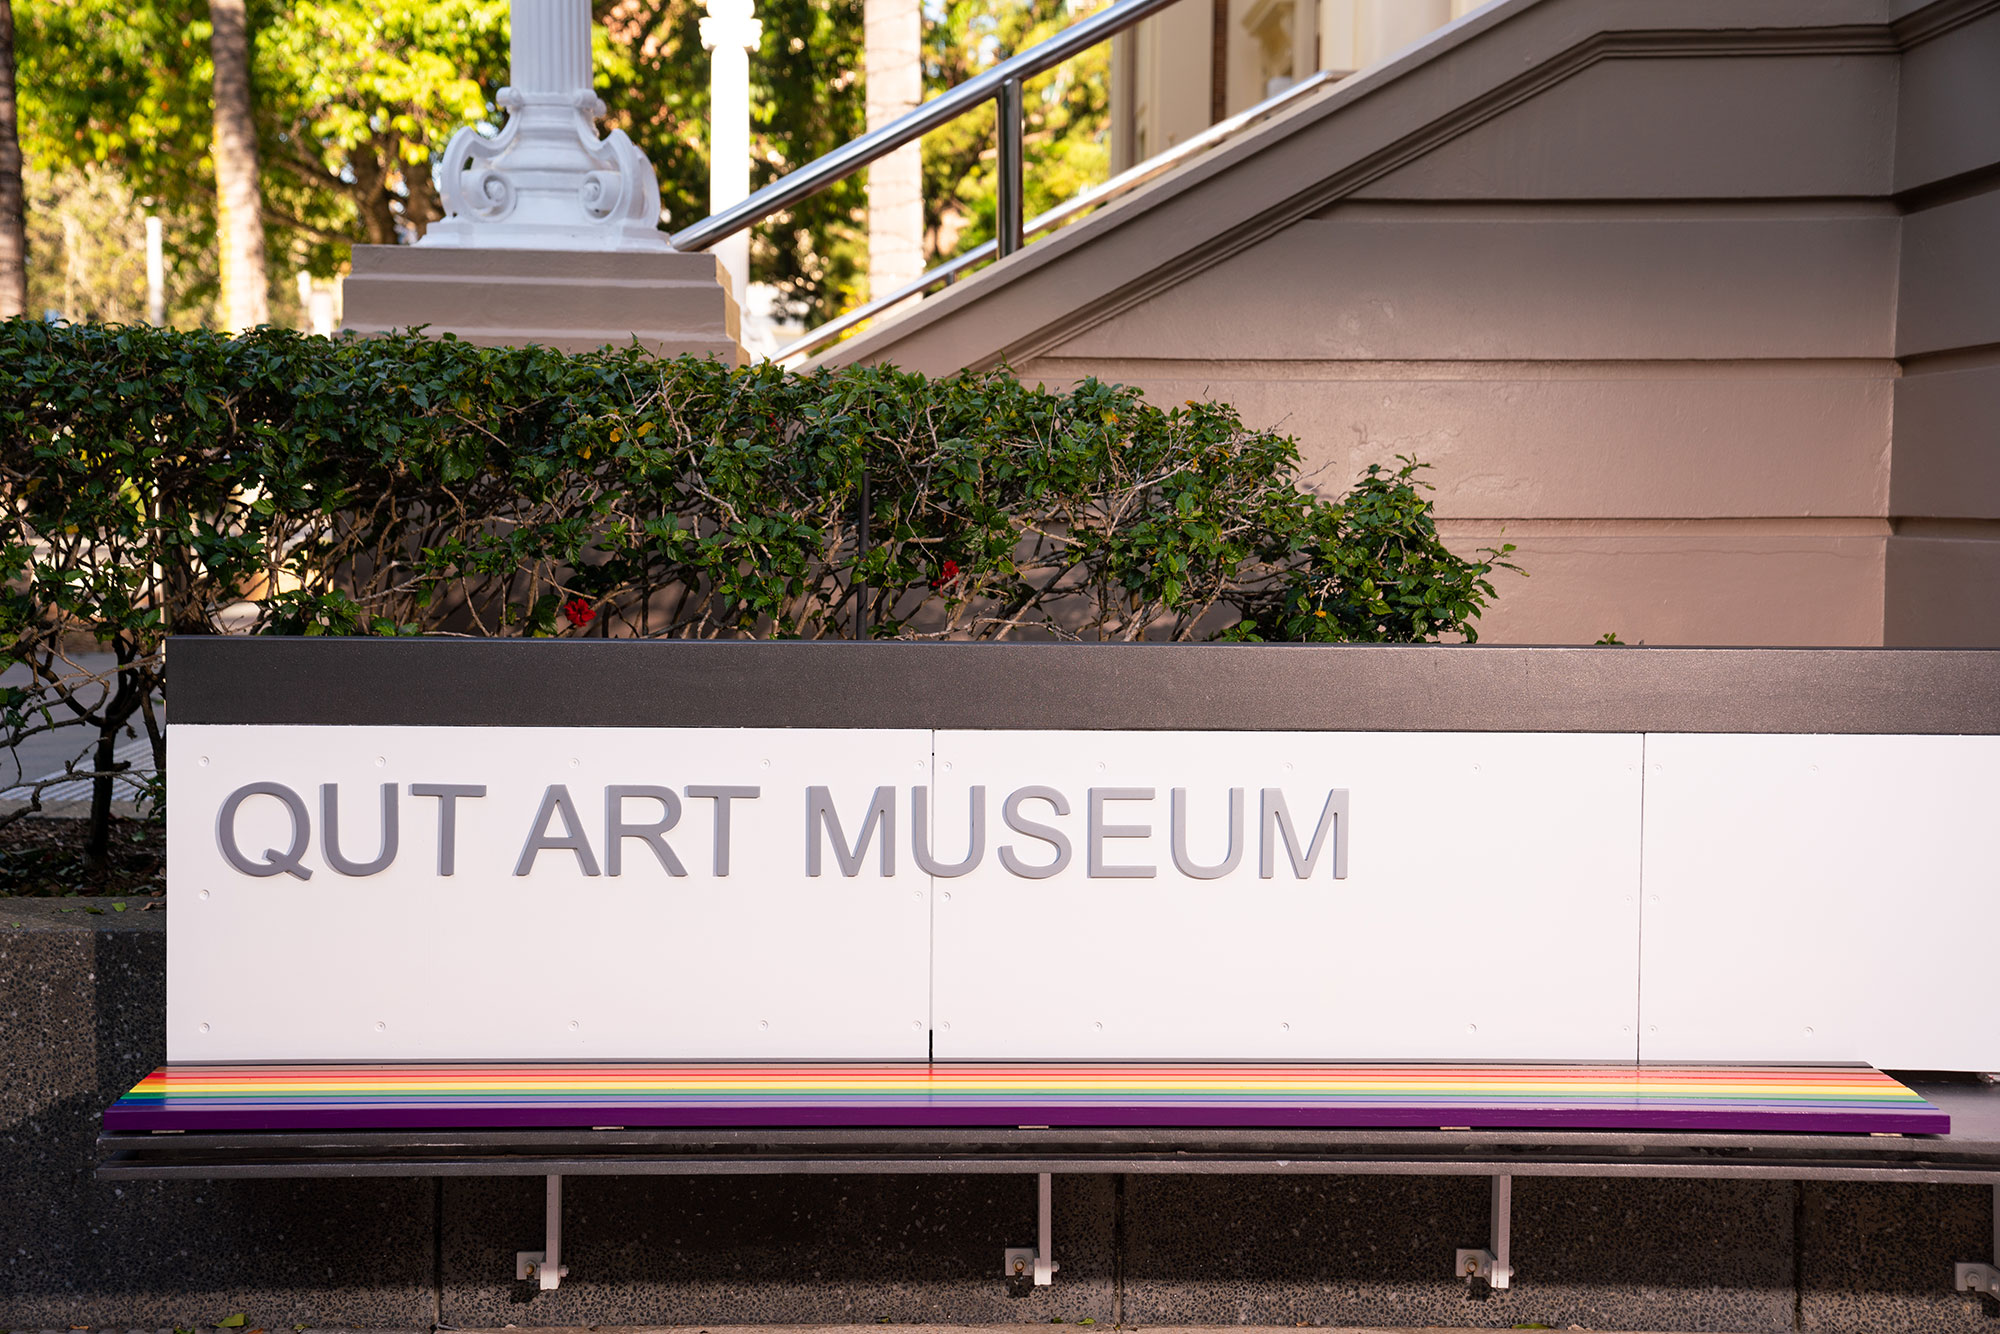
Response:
[103,1062,1947,1134]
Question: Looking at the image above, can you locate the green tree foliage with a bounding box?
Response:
[14,0,1118,327]
[12,0,879,324]
[15,0,503,283]
[22,164,219,326]
[251,0,504,255]
[13,0,209,213]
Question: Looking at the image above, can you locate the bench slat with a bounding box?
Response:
[104,1062,1947,1135]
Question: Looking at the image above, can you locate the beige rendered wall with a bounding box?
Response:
[1032,46,1906,645]
[1884,6,2000,645]
[1052,10,2000,646]
[823,0,2000,646]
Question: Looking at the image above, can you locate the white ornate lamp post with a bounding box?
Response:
[423,0,672,251]
[700,0,761,315]
[342,0,744,362]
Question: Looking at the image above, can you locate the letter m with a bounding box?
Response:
[1260,788,1350,880]
[807,786,897,877]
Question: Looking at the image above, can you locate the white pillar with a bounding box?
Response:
[512,0,592,92]
[144,216,165,326]
[422,0,674,252]
[864,0,924,305]
[701,0,761,315]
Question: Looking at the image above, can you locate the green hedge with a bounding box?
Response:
[0,319,1512,862]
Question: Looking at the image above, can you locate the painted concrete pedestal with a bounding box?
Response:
[341,245,743,364]
[336,0,744,364]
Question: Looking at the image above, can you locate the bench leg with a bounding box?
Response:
[1455,1173,1513,1291]
[1955,1182,2000,1299]
[1004,1172,1059,1286]
[516,1173,571,1291]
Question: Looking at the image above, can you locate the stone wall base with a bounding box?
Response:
[3,901,1993,1331]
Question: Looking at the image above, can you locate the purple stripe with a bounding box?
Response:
[101,1101,1949,1134]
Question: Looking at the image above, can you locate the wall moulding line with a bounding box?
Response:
[1022,355,1907,381]
[1899,340,2000,373]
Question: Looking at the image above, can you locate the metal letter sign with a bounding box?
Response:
[170,724,1646,1063]
[927,730,1639,1060]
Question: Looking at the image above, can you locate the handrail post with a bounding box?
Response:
[996,77,1025,257]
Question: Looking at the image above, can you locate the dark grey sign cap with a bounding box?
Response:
[168,638,2000,734]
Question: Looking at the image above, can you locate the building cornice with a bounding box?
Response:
[812,0,1975,376]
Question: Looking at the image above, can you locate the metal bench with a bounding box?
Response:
[103,639,2000,1300]
[99,1059,2000,1296]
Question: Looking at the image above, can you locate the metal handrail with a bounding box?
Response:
[668,0,1187,254]
[773,69,1337,365]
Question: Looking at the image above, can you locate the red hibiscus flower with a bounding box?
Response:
[562,596,596,627]
[930,559,960,589]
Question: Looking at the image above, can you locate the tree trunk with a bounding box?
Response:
[398,137,445,238]
[347,140,398,245]
[83,721,118,877]
[0,0,27,318]
[208,0,268,330]
[84,646,142,880]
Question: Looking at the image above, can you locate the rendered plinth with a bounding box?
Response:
[341,245,743,364]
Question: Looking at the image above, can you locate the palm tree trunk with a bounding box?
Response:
[863,0,923,305]
[0,0,28,319]
[208,0,268,330]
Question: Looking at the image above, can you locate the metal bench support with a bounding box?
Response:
[1456,1173,1514,1290]
[1004,1172,1058,1285]
[516,1173,570,1291]
[1956,1182,2000,1299]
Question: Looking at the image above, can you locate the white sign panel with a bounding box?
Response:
[170,724,1645,1064]
[930,730,1645,1060]
[1637,733,2000,1072]
[169,725,933,1062]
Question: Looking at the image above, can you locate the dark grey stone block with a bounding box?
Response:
[0,902,435,1328]
[1119,1173,1494,1327]
[438,1172,1114,1327]
[9,899,2000,1330]
[1506,1177,1796,1333]
[1120,1174,1797,1332]
[1800,1181,1996,1333]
